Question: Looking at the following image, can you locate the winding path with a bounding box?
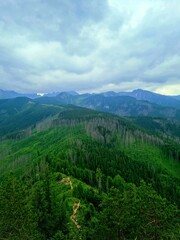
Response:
[61,177,81,230]
[71,201,81,229]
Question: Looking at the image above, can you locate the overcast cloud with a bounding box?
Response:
[0,0,180,94]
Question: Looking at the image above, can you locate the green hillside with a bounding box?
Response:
[129,116,180,136]
[0,100,180,239]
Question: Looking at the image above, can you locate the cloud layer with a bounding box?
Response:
[0,0,180,94]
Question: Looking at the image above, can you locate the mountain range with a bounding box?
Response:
[1,88,180,108]
[1,89,180,121]
[35,91,180,120]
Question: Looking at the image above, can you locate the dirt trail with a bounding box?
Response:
[61,177,73,190]
[61,177,81,229]
[71,201,81,229]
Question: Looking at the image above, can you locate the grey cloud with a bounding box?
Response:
[0,0,108,42]
[0,0,180,94]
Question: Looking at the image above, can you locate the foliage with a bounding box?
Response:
[0,100,180,239]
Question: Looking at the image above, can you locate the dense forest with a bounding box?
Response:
[0,100,180,239]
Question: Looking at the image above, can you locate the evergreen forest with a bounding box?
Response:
[0,98,179,240]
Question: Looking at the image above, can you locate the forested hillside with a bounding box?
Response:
[0,100,180,239]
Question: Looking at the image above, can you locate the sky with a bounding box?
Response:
[0,0,180,95]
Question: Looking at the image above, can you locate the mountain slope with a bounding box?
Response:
[0,99,179,239]
[173,95,180,101]
[0,89,38,99]
[0,89,20,99]
[105,89,180,109]
[0,102,179,192]
[35,93,180,120]
[0,97,64,137]
[129,116,180,139]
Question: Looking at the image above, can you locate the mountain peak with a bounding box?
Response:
[132,89,152,94]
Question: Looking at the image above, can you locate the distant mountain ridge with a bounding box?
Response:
[99,89,180,109]
[34,93,180,120]
[0,89,38,99]
[0,88,179,108]
[0,89,180,119]
[0,89,81,99]
[116,89,180,109]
